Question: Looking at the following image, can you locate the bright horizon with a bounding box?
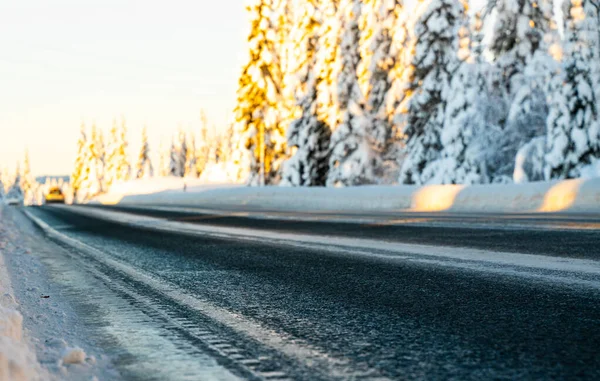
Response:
[0,0,247,177]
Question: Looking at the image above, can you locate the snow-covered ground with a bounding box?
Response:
[0,228,43,381]
[94,176,600,215]
[0,205,117,381]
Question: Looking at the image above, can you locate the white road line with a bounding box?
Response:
[24,209,392,381]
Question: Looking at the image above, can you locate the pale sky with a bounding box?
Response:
[0,0,247,176]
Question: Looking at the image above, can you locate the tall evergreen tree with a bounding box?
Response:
[545,0,600,179]
[169,138,183,177]
[177,130,189,178]
[105,120,119,190]
[117,119,131,182]
[95,128,106,193]
[438,10,490,184]
[231,0,287,185]
[21,149,34,195]
[281,0,332,186]
[487,0,557,181]
[364,0,406,180]
[105,119,132,188]
[7,162,23,201]
[71,123,87,197]
[315,0,343,132]
[399,0,465,184]
[136,127,154,179]
[327,0,375,186]
[79,124,104,198]
[195,111,211,177]
[158,142,170,177]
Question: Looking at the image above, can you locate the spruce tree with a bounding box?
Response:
[169,138,182,177]
[7,163,23,201]
[315,0,342,132]
[177,130,189,178]
[487,0,556,181]
[438,10,490,184]
[71,123,87,197]
[399,0,465,185]
[364,0,406,181]
[195,111,211,177]
[545,0,600,179]
[95,128,106,193]
[136,127,154,179]
[105,120,119,190]
[327,0,376,186]
[281,0,332,186]
[231,0,287,185]
[21,149,34,195]
[117,119,131,182]
[79,124,103,198]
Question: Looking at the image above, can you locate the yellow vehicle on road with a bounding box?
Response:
[45,187,65,204]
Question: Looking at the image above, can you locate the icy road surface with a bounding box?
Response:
[9,204,600,380]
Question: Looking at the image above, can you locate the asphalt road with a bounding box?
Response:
[24,205,600,380]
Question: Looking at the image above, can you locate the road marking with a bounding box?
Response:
[25,209,392,381]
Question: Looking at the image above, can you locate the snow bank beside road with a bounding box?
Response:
[94,177,600,214]
[0,237,43,381]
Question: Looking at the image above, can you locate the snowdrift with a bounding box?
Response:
[93,177,600,215]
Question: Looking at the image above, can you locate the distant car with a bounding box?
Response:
[5,197,21,206]
[45,187,65,204]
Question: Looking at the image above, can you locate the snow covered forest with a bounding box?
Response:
[4,0,599,205]
[231,0,600,187]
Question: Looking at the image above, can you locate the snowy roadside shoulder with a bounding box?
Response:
[0,209,45,381]
[0,205,116,381]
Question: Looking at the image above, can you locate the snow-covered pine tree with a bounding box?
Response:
[7,162,23,201]
[158,142,169,177]
[398,0,465,185]
[95,128,106,193]
[328,0,380,186]
[281,0,332,186]
[104,120,119,190]
[195,111,210,177]
[177,130,189,178]
[544,0,600,179]
[71,123,87,197]
[357,0,378,97]
[21,149,35,195]
[275,0,299,135]
[136,127,154,179]
[105,118,131,188]
[488,0,555,94]
[315,0,343,133]
[185,132,198,178]
[438,10,490,184]
[487,0,557,182]
[169,137,183,177]
[116,120,131,182]
[79,124,103,199]
[220,123,235,165]
[363,0,406,181]
[231,0,287,185]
